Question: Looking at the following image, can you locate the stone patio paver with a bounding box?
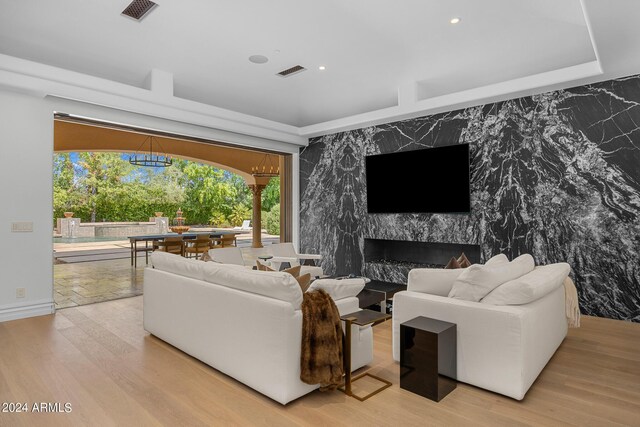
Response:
[53,237,280,309]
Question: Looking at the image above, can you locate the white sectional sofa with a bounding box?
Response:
[144,251,373,405]
[393,257,570,400]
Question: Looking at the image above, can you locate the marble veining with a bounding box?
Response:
[300,74,640,322]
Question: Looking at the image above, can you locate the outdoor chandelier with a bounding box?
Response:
[251,154,279,177]
[129,135,172,167]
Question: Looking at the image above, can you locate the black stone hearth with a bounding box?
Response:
[365,239,480,266]
[363,239,480,284]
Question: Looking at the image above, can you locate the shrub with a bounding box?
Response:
[264,204,280,235]
[228,204,251,227]
[208,212,227,227]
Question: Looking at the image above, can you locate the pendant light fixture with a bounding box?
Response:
[129,135,172,167]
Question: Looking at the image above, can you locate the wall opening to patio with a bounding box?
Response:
[53,117,293,309]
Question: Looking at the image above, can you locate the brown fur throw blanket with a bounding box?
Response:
[300,289,344,391]
[564,277,581,328]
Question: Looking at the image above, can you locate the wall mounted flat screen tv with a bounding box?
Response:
[365,144,471,214]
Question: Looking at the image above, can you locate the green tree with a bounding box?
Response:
[174,160,240,225]
[262,177,280,212]
[144,166,186,219]
[76,152,133,222]
[53,153,78,222]
[227,172,252,209]
[208,212,228,227]
[53,153,75,188]
[52,152,259,227]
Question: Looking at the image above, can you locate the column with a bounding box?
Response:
[279,155,293,243]
[58,216,80,238]
[249,184,266,248]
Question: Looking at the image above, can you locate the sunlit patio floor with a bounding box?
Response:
[54,258,144,309]
[53,236,280,309]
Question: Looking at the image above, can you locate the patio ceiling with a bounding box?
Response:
[54,119,280,186]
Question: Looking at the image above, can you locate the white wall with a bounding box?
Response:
[0,90,54,320]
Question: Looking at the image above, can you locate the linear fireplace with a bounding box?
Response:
[363,238,481,284]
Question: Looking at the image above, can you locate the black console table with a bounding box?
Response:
[400,316,457,402]
[357,280,406,313]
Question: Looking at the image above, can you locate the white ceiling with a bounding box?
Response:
[0,0,639,131]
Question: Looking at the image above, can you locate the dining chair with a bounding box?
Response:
[210,234,237,249]
[184,234,211,259]
[153,236,184,257]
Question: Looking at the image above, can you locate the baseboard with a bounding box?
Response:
[0,300,55,322]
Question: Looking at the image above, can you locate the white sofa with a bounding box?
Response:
[392,260,569,400]
[144,251,373,405]
[207,246,251,267]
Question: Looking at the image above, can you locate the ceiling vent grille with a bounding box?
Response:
[277,65,306,77]
[122,0,157,21]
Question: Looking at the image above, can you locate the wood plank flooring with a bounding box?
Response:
[0,297,638,426]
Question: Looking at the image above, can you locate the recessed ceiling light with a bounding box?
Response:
[450,17,461,24]
[249,55,268,64]
[319,66,326,71]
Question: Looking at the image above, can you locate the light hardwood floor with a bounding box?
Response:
[0,297,638,426]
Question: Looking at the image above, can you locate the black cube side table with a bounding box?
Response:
[400,316,457,402]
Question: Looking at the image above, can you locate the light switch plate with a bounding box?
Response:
[11,222,33,232]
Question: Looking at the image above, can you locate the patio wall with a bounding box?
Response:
[56,217,168,238]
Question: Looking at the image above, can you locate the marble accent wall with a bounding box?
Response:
[300,74,640,322]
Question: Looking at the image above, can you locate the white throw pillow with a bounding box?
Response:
[448,254,535,302]
[307,278,365,300]
[481,263,571,305]
[485,253,509,266]
[151,251,204,281]
[201,262,303,308]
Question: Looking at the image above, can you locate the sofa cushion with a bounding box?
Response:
[481,263,571,305]
[300,265,324,278]
[207,247,245,265]
[457,253,472,268]
[407,268,466,296]
[151,251,205,281]
[445,257,462,269]
[201,262,303,308]
[485,253,509,266]
[296,273,312,292]
[448,254,535,302]
[256,261,302,278]
[307,278,365,300]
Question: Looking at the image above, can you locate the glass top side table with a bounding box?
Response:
[339,309,392,401]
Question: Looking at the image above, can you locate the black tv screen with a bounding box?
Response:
[365,144,470,214]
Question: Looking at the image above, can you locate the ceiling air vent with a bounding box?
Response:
[277,65,306,77]
[122,0,157,21]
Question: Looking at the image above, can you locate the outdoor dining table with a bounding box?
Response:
[128,231,242,267]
